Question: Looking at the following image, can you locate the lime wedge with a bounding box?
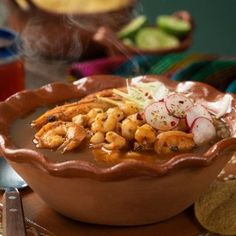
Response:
[157,15,191,36]
[117,15,148,39]
[135,27,180,50]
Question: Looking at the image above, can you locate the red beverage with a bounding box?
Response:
[0,28,25,101]
[0,58,24,100]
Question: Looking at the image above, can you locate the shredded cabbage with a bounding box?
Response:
[112,81,169,109]
[112,89,144,109]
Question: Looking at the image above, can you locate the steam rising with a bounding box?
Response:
[20,17,82,61]
[15,0,146,84]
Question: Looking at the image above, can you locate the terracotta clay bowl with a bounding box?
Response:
[93,11,194,57]
[6,0,137,59]
[0,75,236,226]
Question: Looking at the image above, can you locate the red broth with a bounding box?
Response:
[10,107,217,168]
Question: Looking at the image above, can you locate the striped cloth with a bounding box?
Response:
[68,53,236,93]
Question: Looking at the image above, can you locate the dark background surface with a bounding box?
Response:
[139,0,236,55]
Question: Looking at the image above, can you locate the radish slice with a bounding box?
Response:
[144,101,179,130]
[191,117,216,145]
[165,93,193,118]
[186,104,212,128]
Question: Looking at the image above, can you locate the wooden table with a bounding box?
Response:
[1,189,205,236]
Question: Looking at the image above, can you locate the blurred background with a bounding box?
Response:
[139,0,235,55]
[1,0,236,55]
[0,0,236,94]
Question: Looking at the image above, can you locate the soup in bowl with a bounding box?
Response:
[0,75,236,225]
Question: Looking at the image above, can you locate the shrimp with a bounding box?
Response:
[31,101,111,129]
[154,131,195,155]
[34,121,87,152]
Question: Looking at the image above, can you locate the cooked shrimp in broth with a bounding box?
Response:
[34,121,87,153]
[32,101,111,128]
[31,81,229,163]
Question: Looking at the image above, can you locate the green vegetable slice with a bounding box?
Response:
[117,15,148,39]
[135,28,180,50]
[157,15,191,36]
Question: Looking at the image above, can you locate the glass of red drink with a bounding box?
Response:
[0,28,24,101]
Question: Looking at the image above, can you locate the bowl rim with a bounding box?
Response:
[1,75,236,181]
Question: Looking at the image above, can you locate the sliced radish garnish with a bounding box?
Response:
[165,93,193,118]
[191,117,216,145]
[144,101,179,130]
[185,104,212,128]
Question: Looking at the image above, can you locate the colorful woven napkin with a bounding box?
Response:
[68,53,236,93]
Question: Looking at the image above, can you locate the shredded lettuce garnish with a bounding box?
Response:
[112,88,146,109]
[112,81,170,109]
[137,82,169,101]
[96,96,123,107]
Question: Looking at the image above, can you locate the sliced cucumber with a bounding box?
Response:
[157,15,191,36]
[135,27,180,50]
[117,15,148,39]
